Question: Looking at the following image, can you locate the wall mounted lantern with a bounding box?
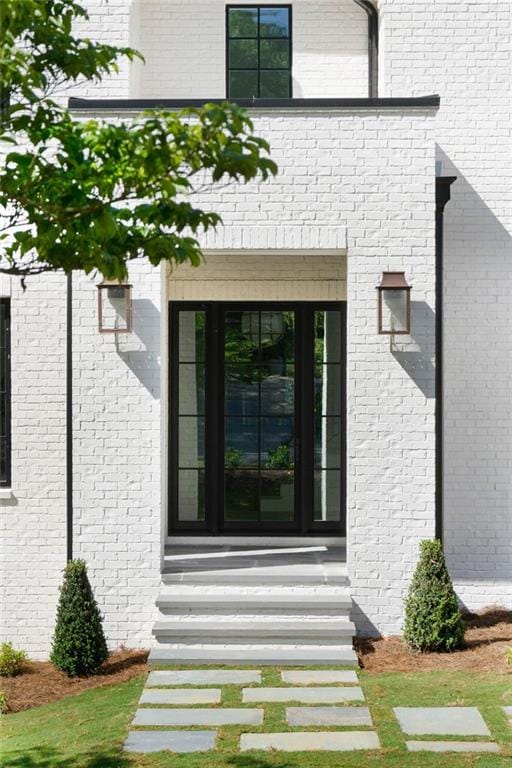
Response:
[97,281,132,334]
[377,271,412,335]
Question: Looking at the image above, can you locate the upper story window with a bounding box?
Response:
[0,299,11,487]
[227,5,292,99]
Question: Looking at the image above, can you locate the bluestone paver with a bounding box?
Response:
[406,741,499,753]
[394,707,491,736]
[132,707,263,727]
[503,706,512,720]
[240,731,380,751]
[286,706,373,726]
[243,686,364,703]
[123,730,215,753]
[282,670,359,685]
[146,670,261,686]
[140,688,221,705]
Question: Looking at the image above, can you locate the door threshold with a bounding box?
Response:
[166,535,346,548]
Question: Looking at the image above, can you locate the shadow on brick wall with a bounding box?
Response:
[390,301,435,399]
[114,299,160,400]
[436,148,511,584]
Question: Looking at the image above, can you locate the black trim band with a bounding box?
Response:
[0,299,11,488]
[435,176,457,543]
[352,0,379,97]
[66,272,73,561]
[68,96,440,110]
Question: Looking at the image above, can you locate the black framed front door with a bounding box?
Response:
[169,302,346,535]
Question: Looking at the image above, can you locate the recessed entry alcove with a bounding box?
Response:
[166,249,347,537]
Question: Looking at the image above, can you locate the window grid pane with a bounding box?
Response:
[227,6,291,98]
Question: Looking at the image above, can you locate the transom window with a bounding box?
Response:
[227,5,292,99]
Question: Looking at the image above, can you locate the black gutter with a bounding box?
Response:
[66,272,73,562]
[435,177,456,543]
[68,96,440,111]
[352,0,379,97]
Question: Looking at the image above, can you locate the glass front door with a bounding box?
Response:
[223,308,297,527]
[169,302,345,535]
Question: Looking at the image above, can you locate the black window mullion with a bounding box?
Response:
[257,310,261,522]
[299,306,314,534]
[210,304,221,535]
[0,300,11,488]
[257,7,261,98]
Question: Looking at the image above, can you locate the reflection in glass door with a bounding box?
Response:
[223,309,296,526]
[169,302,345,535]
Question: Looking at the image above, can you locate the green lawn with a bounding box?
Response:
[1,668,511,768]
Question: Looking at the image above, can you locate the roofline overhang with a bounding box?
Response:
[68,96,440,112]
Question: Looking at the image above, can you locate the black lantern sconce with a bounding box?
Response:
[97,281,132,334]
[377,272,412,335]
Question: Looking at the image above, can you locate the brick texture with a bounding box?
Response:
[380,0,512,611]
[2,1,510,656]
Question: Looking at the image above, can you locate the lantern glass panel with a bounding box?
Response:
[381,289,409,334]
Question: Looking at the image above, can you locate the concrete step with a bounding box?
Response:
[156,589,352,613]
[161,563,349,586]
[149,644,358,667]
[152,618,355,644]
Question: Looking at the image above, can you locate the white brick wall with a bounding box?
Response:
[72,0,368,100]
[2,1,510,657]
[1,105,436,652]
[380,1,512,610]
[0,265,162,658]
[0,275,68,658]
[71,262,162,650]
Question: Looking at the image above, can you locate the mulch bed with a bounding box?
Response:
[356,607,512,673]
[1,649,149,713]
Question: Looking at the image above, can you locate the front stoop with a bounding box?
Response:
[148,545,358,667]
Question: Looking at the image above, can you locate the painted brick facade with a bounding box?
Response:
[380,0,512,611]
[1,0,510,657]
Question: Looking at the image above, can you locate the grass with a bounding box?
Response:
[1,667,511,768]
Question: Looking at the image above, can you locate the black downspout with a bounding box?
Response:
[66,272,73,562]
[435,177,456,543]
[352,0,379,97]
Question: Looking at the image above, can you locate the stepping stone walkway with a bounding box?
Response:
[124,667,499,755]
[140,688,221,704]
[124,666,376,753]
[146,669,261,685]
[240,732,380,752]
[503,706,512,722]
[282,670,359,685]
[287,706,373,726]
[124,730,216,753]
[406,740,499,753]
[243,686,365,703]
[394,707,491,736]
[393,706,500,754]
[132,707,263,726]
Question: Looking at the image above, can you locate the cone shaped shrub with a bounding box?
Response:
[404,539,465,653]
[51,559,108,676]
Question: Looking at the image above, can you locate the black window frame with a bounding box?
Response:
[0,299,11,488]
[168,301,346,537]
[226,5,293,100]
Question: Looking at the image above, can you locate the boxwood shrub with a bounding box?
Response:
[50,559,108,676]
[404,539,465,653]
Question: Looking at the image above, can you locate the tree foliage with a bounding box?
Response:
[0,0,277,279]
[51,559,108,677]
[404,539,465,653]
